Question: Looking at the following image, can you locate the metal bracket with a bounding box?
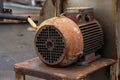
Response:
[77,53,101,65]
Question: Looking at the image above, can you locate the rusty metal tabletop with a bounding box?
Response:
[14,57,115,80]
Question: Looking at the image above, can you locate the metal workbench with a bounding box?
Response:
[14,57,115,80]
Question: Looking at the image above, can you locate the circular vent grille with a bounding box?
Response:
[35,25,65,64]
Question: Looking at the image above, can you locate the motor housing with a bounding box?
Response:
[34,7,104,67]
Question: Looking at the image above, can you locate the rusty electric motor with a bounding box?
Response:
[34,7,104,67]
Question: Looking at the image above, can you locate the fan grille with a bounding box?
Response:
[35,25,65,64]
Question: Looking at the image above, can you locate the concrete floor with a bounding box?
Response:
[0,2,41,80]
[0,21,42,80]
